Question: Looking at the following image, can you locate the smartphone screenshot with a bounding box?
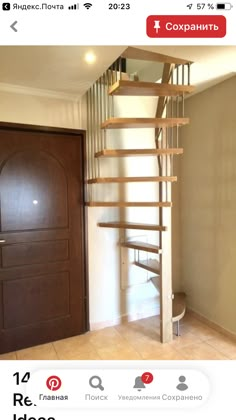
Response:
[0,1,235,419]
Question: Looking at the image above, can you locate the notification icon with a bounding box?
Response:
[46,375,62,391]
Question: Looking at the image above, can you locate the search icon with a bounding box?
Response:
[89,375,104,391]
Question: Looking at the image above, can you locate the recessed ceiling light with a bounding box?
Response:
[85,52,96,64]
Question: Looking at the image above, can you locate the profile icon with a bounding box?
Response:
[176,376,188,391]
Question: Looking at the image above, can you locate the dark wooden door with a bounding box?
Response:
[0,125,88,354]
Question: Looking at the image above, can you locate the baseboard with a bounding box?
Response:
[90,305,160,331]
[187,307,236,342]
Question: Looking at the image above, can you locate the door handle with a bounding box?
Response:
[0,240,6,243]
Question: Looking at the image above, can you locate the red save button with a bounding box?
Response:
[146,15,226,38]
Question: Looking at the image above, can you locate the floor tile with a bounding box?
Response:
[170,330,203,350]
[16,343,58,360]
[53,335,95,359]
[142,348,186,360]
[97,344,142,360]
[115,323,158,342]
[125,337,171,359]
[133,316,160,330]
[56,349,101,360]
[185,323,224,341]
[206,336,236,359]
[86,327,125,349]
[0,352,17,360]
[8,314,236,361]
[178,342,229,360]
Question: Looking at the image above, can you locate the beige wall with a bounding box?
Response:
[172,156,182,293]
[0,90,81,128]
[180,76,236,334]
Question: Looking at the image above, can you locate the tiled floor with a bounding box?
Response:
[1,314,235,360]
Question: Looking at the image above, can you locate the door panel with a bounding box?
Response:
[1,150,68,231]
[3,271,70,329]
[2,239,69,267]
[0,126,87,353]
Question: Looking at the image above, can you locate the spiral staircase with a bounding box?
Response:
[86,47,194,343]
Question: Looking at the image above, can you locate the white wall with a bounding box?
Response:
[86,94,161,329]
[180,76,236,334]
[0,88,161,331]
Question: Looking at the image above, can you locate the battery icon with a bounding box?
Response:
[216,3,233,9]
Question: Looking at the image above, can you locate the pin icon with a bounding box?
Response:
[154,20,160,33]
[46,375,62,391]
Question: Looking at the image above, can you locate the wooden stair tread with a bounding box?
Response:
[121,241,162,254]
[134,259,160,275]
[98,222,167,231]
[101,118,189,129]
[121,47,193,65]
[87,176,177,184]
[172,292,186,322]
[95,148,183,158]
[87,202,172,207]
[109,80,194,97]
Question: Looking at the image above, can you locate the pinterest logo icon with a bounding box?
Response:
[46,375,62,391]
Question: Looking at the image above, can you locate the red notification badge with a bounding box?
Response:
[141,372,154,384]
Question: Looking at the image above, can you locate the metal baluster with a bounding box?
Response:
[169,98,174,175]
[96,80,101,177]
[89,88,93,200]
[99,76,104,150]
[88,88,91,181]
[176,66,179,117]
[116,58,119,83]
[111,63,115,117]
[106,70,110,119]
[85,91,89,201]
[171,127,174,177]
[94,81,97,178]
[119,57,122,81]
[104,72,107,120]
[103,72,107,149]
[165,128,168,202]
[109,69,113,118]
[182,64,185,117]
[86,91,89,180]
[176,320,180,336]
[187,63,190,85]
[176,66,179,85]
[91,84,95,180]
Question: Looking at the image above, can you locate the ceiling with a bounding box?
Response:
[0,46,125,98]
[0,45,235,99]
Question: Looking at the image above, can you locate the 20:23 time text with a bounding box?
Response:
[108,3,131,10]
